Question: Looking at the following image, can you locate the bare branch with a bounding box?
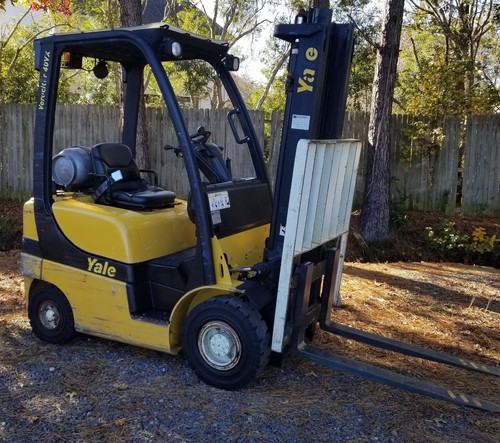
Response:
[345,11,381,51]
[6,24,73,77]
[229,19,270,48]
[2,6,32,49]
[410,37,421,73]
[392,95,406,112]
[212,0,219,39]
[220,2,238,40]
[256,48,290,110]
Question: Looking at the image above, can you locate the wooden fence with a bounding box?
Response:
[1,103,499,215]
[0,104,263,201]
[269,111,496,215]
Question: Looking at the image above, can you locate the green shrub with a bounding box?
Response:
[469,227,498,254]
[426,221,499,265]
[426,221,467,252]
[390,194,410,231]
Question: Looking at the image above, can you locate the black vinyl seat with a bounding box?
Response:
[90,143,176,210]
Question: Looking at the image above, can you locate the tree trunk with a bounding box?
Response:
[360,0,404,242]
[120,0,151,169]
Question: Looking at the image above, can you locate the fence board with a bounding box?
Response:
[0,104,34,198]
[428,117,460,214]
[462,115,500,215]
[342,111,370,201]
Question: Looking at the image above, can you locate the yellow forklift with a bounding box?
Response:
[22,4,499,411]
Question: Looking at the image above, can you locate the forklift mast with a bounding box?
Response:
[265,7,354,260]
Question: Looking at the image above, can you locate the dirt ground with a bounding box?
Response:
[1,248,499,442]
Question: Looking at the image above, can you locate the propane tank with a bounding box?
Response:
[52,146,93,188]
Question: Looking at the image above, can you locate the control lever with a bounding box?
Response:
[164,144,182,157]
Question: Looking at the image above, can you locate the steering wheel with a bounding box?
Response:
[165,126,212,157]
[190,126,211,144]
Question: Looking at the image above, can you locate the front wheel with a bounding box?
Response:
[28,285,76,344]
[182,296,271,390]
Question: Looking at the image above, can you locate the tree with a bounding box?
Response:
[407,0,498,115]
[249,10,290,113]
[360,0,405,242]
[334,0,381,110]
[0,2,74,104]
[1,0,71,12]
[252,0,382,113]
[397,0,500,120]
[163,0,276,108]
[0,1,122,105]
[254,49,289,111]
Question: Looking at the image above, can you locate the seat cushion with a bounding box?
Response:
[112,186,176,209]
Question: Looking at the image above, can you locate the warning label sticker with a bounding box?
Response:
[208,191,230,211]
[211,210,222,225]
[291,114,310,131]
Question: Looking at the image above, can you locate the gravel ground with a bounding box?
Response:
[2,335,499,443]
[1,251,499,442]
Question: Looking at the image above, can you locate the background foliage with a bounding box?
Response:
[2,0,499,118]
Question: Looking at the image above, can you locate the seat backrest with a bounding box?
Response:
[91,143,141,180]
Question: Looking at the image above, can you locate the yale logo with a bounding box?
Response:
[87,257,116,278]
[298,47,318,94]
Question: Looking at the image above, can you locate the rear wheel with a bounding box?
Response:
[182,296,271,390]
[28,285,76,344]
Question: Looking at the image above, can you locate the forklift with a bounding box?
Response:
[21,4,499,411]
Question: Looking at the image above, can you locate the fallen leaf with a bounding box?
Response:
[114,418,127,426]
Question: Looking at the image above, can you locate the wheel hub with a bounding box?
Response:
[198,321,241,371]
[39,301,60,330]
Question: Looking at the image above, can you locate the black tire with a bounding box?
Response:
[28,285,76,344]
[182,296,271,390]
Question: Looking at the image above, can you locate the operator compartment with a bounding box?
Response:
[52,195,197,264]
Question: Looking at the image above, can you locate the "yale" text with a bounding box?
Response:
[87,257,116,278]
[297,47,319,94]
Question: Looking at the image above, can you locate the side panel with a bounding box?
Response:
[218,224,270,269]
[40,260,172,352]
[169,286,238,353]
[168,236,246,352]
[52,196,197,263]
